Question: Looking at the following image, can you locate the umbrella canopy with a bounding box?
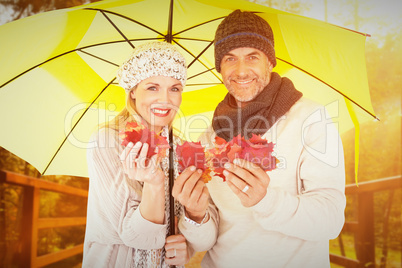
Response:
[0,0,376,177]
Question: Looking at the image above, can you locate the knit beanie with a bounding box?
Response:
[214,10,276,72]
[117,42,187,93]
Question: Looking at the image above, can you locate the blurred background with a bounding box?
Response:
[0,0,400,267]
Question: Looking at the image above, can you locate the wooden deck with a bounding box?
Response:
[0,170,401,267]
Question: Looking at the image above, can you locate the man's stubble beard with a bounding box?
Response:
[225,68,271,103]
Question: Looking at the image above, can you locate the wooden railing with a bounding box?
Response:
[330,175,402,268]
[1,170,401,267]
[0,170,88,267]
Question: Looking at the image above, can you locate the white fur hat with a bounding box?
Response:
[117,42,187,92]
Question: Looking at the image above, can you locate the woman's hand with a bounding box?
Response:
[165,234,190,266]
[121,141,166,224]
[120,141,164,186]
[172,166,209,222]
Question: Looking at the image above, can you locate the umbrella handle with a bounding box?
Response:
[168,128,176,268]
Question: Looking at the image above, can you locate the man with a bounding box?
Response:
[173,9,346,267]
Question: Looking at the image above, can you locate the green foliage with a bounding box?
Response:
[0,0,101,21]
[37,226,85,257]
[342,30,401,183]
[339,11,402,264]
[373,190,402,252]
[0,147,89,267]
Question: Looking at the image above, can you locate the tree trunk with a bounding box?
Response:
[354,0,359,31]
[0,183,6,267]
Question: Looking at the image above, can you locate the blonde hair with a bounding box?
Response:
[101,86,138,132]
[103,86,178,135]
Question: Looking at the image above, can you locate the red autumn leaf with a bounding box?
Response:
[176,141,205,170]
[215,136,227,146]
[240,139,276,171]
[119,121,170,158]
[227,143,242,162]
[249,133,269,145]
[120,122,144,146]
[228,134,244,145]
[207,134,278,181]
[176,141,211,183]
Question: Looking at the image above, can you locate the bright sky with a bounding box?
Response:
[1,0,401,44]
[0,4,14,25]
[299,0,402,45]
[2,0,401,28]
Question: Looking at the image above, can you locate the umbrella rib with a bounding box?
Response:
[41,78,116,175]
[0,50,80,89]
[277,57,378,120]
[188,40,214,68]
[175,37,213,42]
[186,83,222,86]
[0,38,163,89]
[100,10,134,49]
[173,40,223,84]
[187,68,216,80]
[173,16,226,36]
[84,8,165,37]
[329,23,371,37]
[78,49,120,67]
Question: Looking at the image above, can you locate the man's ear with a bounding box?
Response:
[268,60,274,72]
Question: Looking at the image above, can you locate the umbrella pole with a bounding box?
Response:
[168,128,176,267]
[167,2,176,266]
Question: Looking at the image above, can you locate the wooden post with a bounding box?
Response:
[356,192,375,268]
[20,186,34,267]
[20,186,40,268]
[1,170,88,267]
[0,182,6,267]
[31,188,40,267]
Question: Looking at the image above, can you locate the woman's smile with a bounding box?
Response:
[151,108,171,117]
[131,76,183,132]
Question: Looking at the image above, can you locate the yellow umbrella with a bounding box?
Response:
[0,0,376,178]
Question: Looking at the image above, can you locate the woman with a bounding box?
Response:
[83,42,190,267]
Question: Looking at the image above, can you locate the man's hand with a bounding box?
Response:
[172,166,209,222]
[223,158,270,207]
